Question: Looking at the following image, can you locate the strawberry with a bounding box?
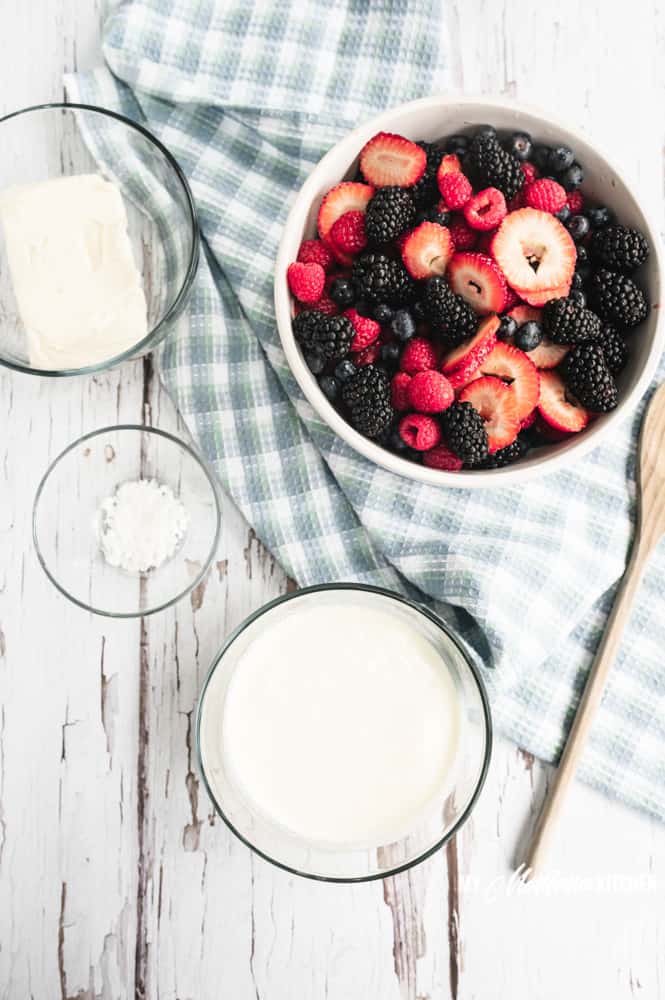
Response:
[448,216,477,251]
[520,408,537,431]
[423,444,463,471]
[448,361,484,391]
[317,182,375,251]
[464,187,507,231]
[437,153,462,179]
[344,308,380,351]
[502,286,521,310]
[391,372,412,410]
[438,171,473,210]
[447,253,508,315]
[538,369,590,433]
[520,281,572,307]
[401,221,454,280]
[399,413,441,451]
[566,190,584,214]
[406,370,454,413]
[507,305,569,369]
[297,239,334,272]
[400,336,438,374]
[520,161,539,185]
[459,375,520,453]
[287,261,325,303]
[441,314,499,374]
[491,208,576,294]
[524,178,567,214]
[477,342,540,420]
[330,211,367,254]
[359,132,427,188]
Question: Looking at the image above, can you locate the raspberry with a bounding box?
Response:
[476,231,496,255]
[400,336,438,374]
[448,216,477,251]
[297,239,334,272]
[463,187,507,231]
[439,171,473,210]
[406,370,454,413]
[391,371,412,410]
[353,341,381,366]
[520,161,539,185]
[287,261,326,303]
[399,413,442,451]
[566,190,584,214]
[344,308,380,351]
[330,211,367,254]
[524,178,567,214]
[422,444,463,471]
[307,291,339,316]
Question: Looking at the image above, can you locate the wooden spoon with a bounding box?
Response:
[523,381,665,879]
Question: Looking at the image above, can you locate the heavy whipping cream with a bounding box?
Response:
[216,600,462,847]
[0,174,147,368]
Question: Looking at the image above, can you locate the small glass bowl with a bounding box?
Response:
[197,584,492,882]
[0,103,199,376]
[33,425,221,617]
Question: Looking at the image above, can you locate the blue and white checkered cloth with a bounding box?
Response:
[68,0,665,820]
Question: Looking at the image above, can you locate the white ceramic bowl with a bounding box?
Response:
[275,96,664,488]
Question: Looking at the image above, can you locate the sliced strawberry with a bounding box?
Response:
[459,375,520,453]
[359,132,426,188]
[521,408,537,431]
[317,182,375,251]
[401,221,454,280]
[519,281,571,307]
[491,208,576,294]
[538,370,590,433]
[437,153,462,181]
[441,314,499,374]
[448,357,485,391]
[507,305,569,369]
[447,253,507,315]
[477,342,540,421]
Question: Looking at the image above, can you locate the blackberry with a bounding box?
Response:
[479,435,528,469]
[562,343,618,412]
[293,309,353,360]
[464,133,524,200]
[598,325,628,375]
[427,204,451,227]
[411,141,444,206]
[423,276,478,347]
[589,269,649,329]
[352,252,415,307]
[441,402,489,466]
[365,187,416,244]
[541,297,602,344]
[341,364,394,438]
[589,224,649,272]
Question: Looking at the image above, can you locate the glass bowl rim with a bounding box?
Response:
[0,101,200,378]
[195,581,493,883]
[32,423,222,618]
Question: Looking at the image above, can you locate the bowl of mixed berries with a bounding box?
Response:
[275,98,663,485]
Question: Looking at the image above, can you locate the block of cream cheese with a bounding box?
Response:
[0,174,148,369]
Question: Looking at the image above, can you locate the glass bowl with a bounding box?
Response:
[196,584,492,882]
[33,425,221,617]
[0,103,199,376]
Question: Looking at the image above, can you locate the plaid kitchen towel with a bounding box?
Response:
[68,0,665,820]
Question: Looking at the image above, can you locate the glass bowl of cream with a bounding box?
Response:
[32,425,221,616]
[0,103,199,376]
[197,584,492,881]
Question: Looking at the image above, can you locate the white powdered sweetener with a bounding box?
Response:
[97,479,189,574]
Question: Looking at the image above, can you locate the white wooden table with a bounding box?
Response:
[1,3,664,998]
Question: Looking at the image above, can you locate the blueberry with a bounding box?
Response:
[319,375,340,401]
[505,131,532,161]
[555,204,571,224]
[373,303,393,325]
[413,301,426,321]
[515,321,543,352]
[575,244,589,264]
[334,359,357,382]
[380,342,401,366]
[475,124,497,140]
[560,162,584,191]
[576,260,592,283]
[329,277,356,308]
[548,145,575,174]
[427,205,451,227]
[571,271,583,290]
[445,134,469,154]
[389,426,408,451]
[567,214,590,242]
[391,309,416,341]
[532,144,552,171]
[304,349,325,375]
[587,205,614,229]
[569,289,586,307]
[498,315,518,341]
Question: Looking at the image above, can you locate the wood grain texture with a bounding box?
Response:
[0,2,663,999]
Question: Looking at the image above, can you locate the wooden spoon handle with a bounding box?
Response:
[523,529,650,879]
